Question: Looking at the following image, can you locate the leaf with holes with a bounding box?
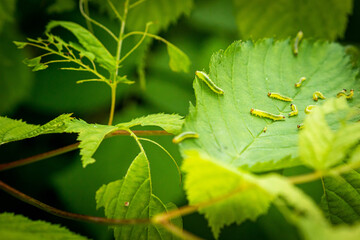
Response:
[233,0,353,40]
[180,39,360,172]
[0,212,89,239]
[96,152,182,240]
[0,114,72,145]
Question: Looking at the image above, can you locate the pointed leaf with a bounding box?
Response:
[0,212,89,239]
[13,41,28,49]
[180,39,360,172]
[167,43,190,73]
[116,113,184,134]
[96,152,181,240]
[46,20,116,72]
[299,98,360,170]
[233,0,353,40]
[65,119,117,167]
[23,56,48,72]
[0,114,72,144]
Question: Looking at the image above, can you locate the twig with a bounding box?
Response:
[0,130,171,172]
[0,180,150,225]
[159,220,204,240]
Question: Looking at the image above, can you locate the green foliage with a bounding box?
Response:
[96,152,181,240]
[321,169,360,225]
[0,212,89,240]
[0,26,33,114]
[0,0,15,34]
[47,0,76,14]
[0,114,72,145]
[46,20,116,73]
[23,56,48,71]
[182,150,273,238]
[116,113,184,134]
[167,43,191,73]
[299,98,360,170]
[65,119,117,167]
[180,39,359,172]
[182,150,360,239]
[233,0,353,40]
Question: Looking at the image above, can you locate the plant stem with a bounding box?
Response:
[108,84,117,125]
[0,130,170,172]
[0,180,150,225]
[108,0,129,125]
[159,221,204,240]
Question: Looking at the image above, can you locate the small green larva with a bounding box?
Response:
[295,77,306,88]
[263,126,267,133]
[288,104,298,117]
[250,108,285,121]
[313,91,326,101]
[172,131,199,144]
[268,92,293,102]
[195,71,224,95]
[293,31,304,56]
[297,124,304,129]
[305,105,316,114]
[337,89,354,99]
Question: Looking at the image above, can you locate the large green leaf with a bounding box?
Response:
[321,169,360,225]
[233,0,353,40]
[116,113,184,134]
[46,21,116,72]
[0,212,89,240]
[0,114,72,145]
[299,98,360,170]
[65,118,117,167]
[96,152,181,240]
[180,39,359,172]
[182,150,360,239]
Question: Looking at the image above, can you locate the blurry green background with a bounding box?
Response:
[0,0,360,239]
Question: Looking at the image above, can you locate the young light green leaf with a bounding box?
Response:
[23,56,48,71]
[180,39,360,172]
[299,98,360,170]
[69,41,95,61]
[65,119,117,167]
[182,150,360,239]
[13,41,28,49]
[46,20,116,72]
[182,150,273,238]
[321,169,360,224]
[233,0,353,40]
[0,212,89,240]
[96,152,181,240]
[116,113,184,134]
[167,43,190,73]
[0,114,72,144]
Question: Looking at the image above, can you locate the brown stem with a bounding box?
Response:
[0,130,171,172]
[159,220,204,240]
[0,180,150,225]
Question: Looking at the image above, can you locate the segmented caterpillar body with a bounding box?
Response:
[297,124,304,129]
[293,31,304,56]
[288,104,298,117]
[295,77,306,88]
[305,105,316,114]
[172,132,199,144]
[250,108,285,121]
[268,92,293,102]
[195,71,224,95]
[337,89,354,99]
[313,91,326,101]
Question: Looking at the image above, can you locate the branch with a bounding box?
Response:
[0,180,150,225]
[0,130,171,172]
